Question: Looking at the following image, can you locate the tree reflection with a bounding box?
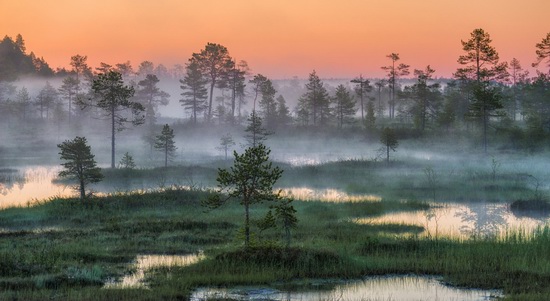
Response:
[0,169,25,196]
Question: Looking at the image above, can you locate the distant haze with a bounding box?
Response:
[1,0,548,79]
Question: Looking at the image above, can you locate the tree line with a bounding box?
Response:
[1,30,550,154]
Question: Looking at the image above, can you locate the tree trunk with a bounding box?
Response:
[80,179,86,200]
[285,226,291,249]
[111,105,116,169]
[208,82,215,122]
[360,89,364,122]
[164,143,168,167]
[483,110,488,154]
[245,200,250,248]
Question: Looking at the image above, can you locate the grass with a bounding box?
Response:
[1,156,550,300]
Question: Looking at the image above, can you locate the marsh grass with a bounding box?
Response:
[0,158,549,299]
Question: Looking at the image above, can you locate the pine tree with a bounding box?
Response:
[244,112,271,147]
[154,124,177,167]
[380,127,398,163]
[272,197,298,248]
[455,28,508,83]
[136,74,170,126]
[533,32,550,73]
[180,60,208,124]
[276,95,292,127]
[351,75,372,122]
[217,133,236,160]
[381,53,410,119]
[259,78,277,129]
[332,84,356,128]
[301,70,330,126]
[365,101,376,130]
[58,136,103,200]
[119,152,136,169]
[203,143,283,248]
[191,43,233,122]
[90,71,145,168]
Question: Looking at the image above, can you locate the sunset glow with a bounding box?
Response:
[1,0,549,78]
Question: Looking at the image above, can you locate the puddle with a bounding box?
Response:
[105,253,204,289]
[281,187,381,202]
[355,202,549,238]
[191,275,502,301]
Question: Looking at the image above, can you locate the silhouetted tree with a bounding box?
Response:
[380,127,398,163]
[136,74,170,126]
[15,34,25,53]
[35,81,58,120]
[332,84,356,128]
[154,64,169,78]
[300,70,330,126]
[249,74,269,111]
[276,95,292,128]
[70,54,92,82]
[533,32,550,73]
[225,60,248,123]
[351,75,372,122]
[0,35,41,80]
[365,100,376,130]
[382,53,410,119]
[58,76,79,123]
[204,143,283,248]
[455,28,508,83]
[402,66,442,131]
[115,61,134,78]
[506,58,529,120]
[244,112,270,147]
[137,61,155,76]
[437,98,456,131]
[90,71,145,168]
[95,62,113,74]
[154,124,177,167]
[191,43,233,122]
[374,79,387,118]
[468,83,504,153]
[217,133,236,160]
[14,87,32,121]
[258,77,277,129]
[523,73,550,144]
[180,60,208,124]
[58,136,103,200]
[119,152,136,169]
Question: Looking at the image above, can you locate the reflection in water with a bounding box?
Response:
[105,253,204,289]
[356,202,548,238]
[281,187,381,202]
[191,275,502,301]
[0,166,72,208]
[2,167,549,239]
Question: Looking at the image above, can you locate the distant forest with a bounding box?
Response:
[1,30,550,155]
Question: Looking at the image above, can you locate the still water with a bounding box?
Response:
[104,253,205,289]
[191,275,502,301]
[356,202,548,238]
[1,166,549,238]
[0,166,72,208]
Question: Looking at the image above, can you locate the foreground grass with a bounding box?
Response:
[0,186,549,300]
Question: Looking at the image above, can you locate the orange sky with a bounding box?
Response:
[1,0,548,79]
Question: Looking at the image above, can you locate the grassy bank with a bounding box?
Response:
[0,186,548,300]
